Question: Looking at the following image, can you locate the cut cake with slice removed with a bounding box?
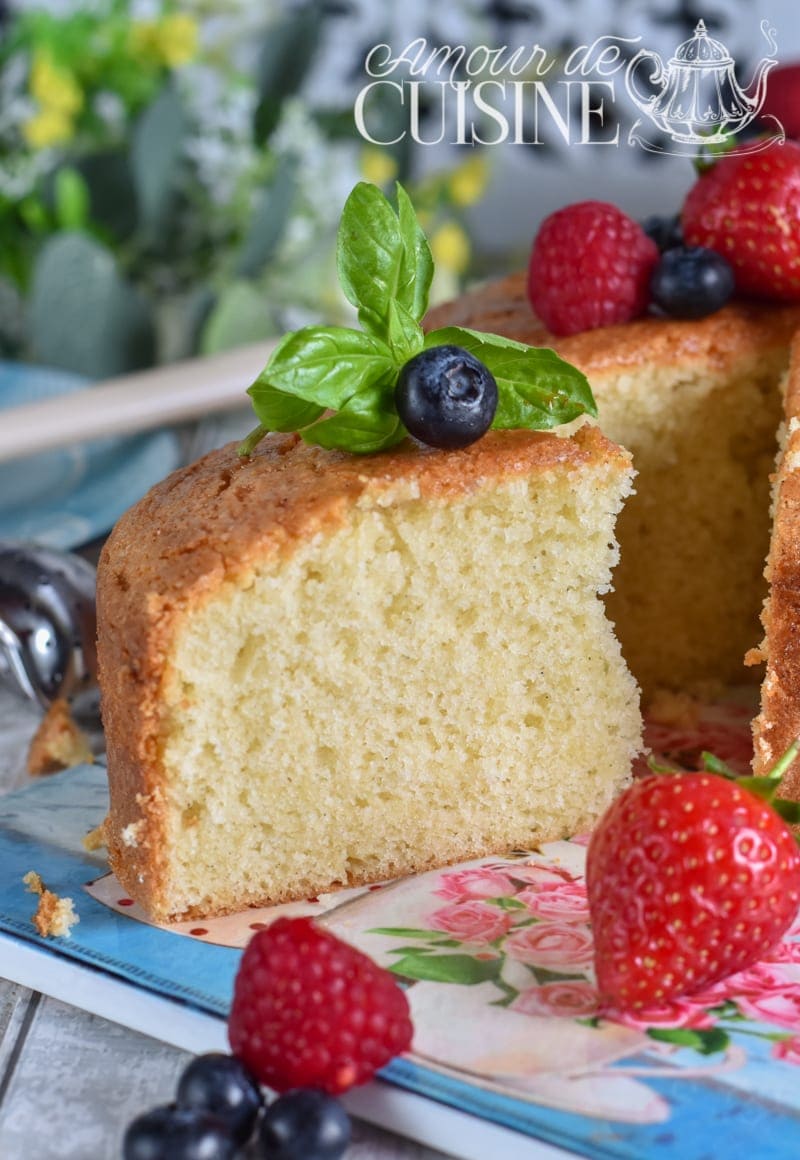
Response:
[750,332,800,796]
[426,275,800,698]
[97,426,641,922]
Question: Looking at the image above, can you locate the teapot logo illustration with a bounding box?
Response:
[626,19,784,154]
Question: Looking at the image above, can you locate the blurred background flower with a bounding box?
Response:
[1,0,796,378]
[0,0,494,378]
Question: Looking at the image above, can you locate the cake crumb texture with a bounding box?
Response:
[751,335,800,798]
[427,277,800,697]
[24,870,79,938]
[27,697,94,776]
[98,426,641,921]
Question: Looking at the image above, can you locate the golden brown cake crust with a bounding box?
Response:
[427,272,800,376]
[98,424,630,918]
[752,333,800,794]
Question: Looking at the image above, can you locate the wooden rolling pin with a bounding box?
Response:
[0,340,279,463]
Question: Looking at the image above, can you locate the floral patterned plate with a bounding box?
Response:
[2,696,800,1158]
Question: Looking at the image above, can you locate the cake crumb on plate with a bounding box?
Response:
[23,870,79,938]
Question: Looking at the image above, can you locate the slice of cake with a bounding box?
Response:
[750,333,800,794]
[427,276,800,698]
[97,427,641,921]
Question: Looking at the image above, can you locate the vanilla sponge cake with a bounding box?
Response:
[750,333,800,795]
[98,426,640,921]
[427,276,800,698]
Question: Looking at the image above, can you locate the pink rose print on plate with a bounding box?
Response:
[504,922,594,971]
[505,861,578,887]
[772,1036,800,1065]
[764,940,800,964]
[603,998,715,1032]
[693,961,795,1006]
[429,900,514,945]
[518,882,591,924]
[512,980,600,1019]
[736,986,800,1031]
[434,867,517,901]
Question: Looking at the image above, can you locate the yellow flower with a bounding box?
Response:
[29,50,83,117]
[22,107,74,149]
[360,147,398,187]
[448,154,488,208]
[130,20,161,59]
[156,14,199,68]
[430,221,471,276]
[131,14,198,67]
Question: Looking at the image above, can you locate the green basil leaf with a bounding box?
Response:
[396,181,433,321]
[261,325,394,410]
[301,385,406,454]
[337,183,403,340]
[247,380,324,432]
[387,298,424,364]
[425,325,597,430]
[337,182,432,342]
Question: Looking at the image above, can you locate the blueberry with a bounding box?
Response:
[177,1052,262,1144]
[258,1089,351,1160]
[395,345,498,449]
[650,245,735,320]
[122,1104,236,1160]
[641,213,683,252]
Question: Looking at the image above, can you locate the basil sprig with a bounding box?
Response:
[240,182,596,456]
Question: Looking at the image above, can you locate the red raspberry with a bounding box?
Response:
[759,62,800,139]
[527,200,659,336]
[228,917,413,1094]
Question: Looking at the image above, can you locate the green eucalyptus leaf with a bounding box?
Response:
[248,380,324,432]
[175,286,217,360]
[131,85,185,236]
[29,232,155,377]
[425,325,597,429]
[265,325,395,410]
[235,157,297,278]
[0,276,24,356]
[201,281,280,355]
[253,3,322,144]
[300,386,406,454]
[74,148,138,241]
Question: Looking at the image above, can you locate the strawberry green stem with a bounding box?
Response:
[763,738,800,783]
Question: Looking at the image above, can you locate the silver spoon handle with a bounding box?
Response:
[0,340,278,464]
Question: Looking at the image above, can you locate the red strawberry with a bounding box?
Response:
[586,761,800,1010]
[527,200,658,336]
[759,62,800,139]
[228,916,412,1094]
[682,140,800,300]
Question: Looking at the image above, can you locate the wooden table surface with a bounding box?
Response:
[0,690,449,1160]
